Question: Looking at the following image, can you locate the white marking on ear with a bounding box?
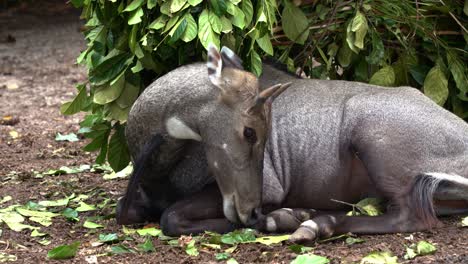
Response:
[266,216,277,232]
[426,172,468,186]
[222,143,228,149]
[213,161,219,169]
[300,220,319,233]
[281,208,293,213]
[207,44,223,87]
[165,117,201,141]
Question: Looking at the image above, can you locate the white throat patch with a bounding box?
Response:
[166,117,202,141]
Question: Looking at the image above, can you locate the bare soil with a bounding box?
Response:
[0,1,467,263]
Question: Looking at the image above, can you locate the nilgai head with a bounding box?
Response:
[204,45,291,226]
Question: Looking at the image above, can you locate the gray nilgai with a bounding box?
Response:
[117,46,468,244]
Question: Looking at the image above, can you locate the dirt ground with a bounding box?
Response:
[0,1,467,263]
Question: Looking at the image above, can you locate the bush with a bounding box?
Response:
[64,0,468,171]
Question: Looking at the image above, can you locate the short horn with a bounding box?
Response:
[247,82,292,114]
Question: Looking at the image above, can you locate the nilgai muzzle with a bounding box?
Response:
[118,46,468,243]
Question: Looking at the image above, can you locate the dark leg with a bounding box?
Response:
[289,196,439,244]
[160,184,239,236]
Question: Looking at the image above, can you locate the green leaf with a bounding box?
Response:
[136,227,161,237]
[15,208,59,218]
[289,244,313,254]
[128,7,144,25]
[185,240,199,256]
[240,0,253,26]
[99,233,119,243]
[61,84,88,115]
[255,234,290,245]
[38,197,70,207]
[424,65,448,106]
[170,0,187,13]
[147,0,157,9]
[345,237,365,245]
[360,251,398,264]
[169,18,188,43]
[221,229,256,245]
[465,0,468,16]
[227,258,239,264]
[103,163,133,180]
[208,11,223,34]
[62,208,79,221]
[93,74,125,105]
[416,241,436,255]
[338,42,353,68]
[210,0,227,16]
[250,50,262,77]
[198,9,220,50]
[291,254,330,264]
[149,15,169,30]
[447,51,468,94]
[115,75,140,109]
[369,66,395,87]
[47,242,80,260]
[221,16,233,33]
[355,198,384,216]
[346,11,368,54]
[256,34,273,56]
[366,31,384,65]
[89,52,132,86]
[282,0,309,44]
[55,133,79,142]
[138,237,156,252]
[75,201,97,212]
[83,220,103,229]
[123,0,144,12]
[227,3,245,29]
[111,245,135,254]
[31,229,47,237]
[188,0,203,6]
[462,216,468,226]
[181,13,198,42]
[404,247,417,260]
[0,253,17,262]
[216,252,230,260]
[0,196,12,204]
[107,125,130,172]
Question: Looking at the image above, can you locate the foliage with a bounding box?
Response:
[66,0,468,169]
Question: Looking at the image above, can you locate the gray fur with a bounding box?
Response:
[125,61,468,238]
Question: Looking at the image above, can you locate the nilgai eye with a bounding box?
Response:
[243,127,257,144]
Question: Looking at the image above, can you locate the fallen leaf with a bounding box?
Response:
[185,240,199,256]
[31,229,47,237]
[289,244,313,254]
[110,245,135,254]
[138,237,155,252]
[462,216,468,227]
[360,251,398,264]
[75,201,97,212]
[346,237,365,245]
[83,220,103,229]
[9,130,19,139]
[255,234,290,245]
[103,164,133,180]
[99,233,119,243]
[0,196,12,204]
[227,258,239,264]
[291,254,329,264]
[55,132,79,142]
[136,227,161,237]
[47,241,80,260]
[0,253,17,262]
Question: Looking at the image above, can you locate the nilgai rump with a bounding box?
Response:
[117,46,468,243]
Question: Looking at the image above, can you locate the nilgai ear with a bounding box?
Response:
[207,44,223,87]
[221,46,243,70]
[247,82,292,115]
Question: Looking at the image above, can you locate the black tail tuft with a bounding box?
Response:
[409,174,443,228]
[118,134,165,225]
